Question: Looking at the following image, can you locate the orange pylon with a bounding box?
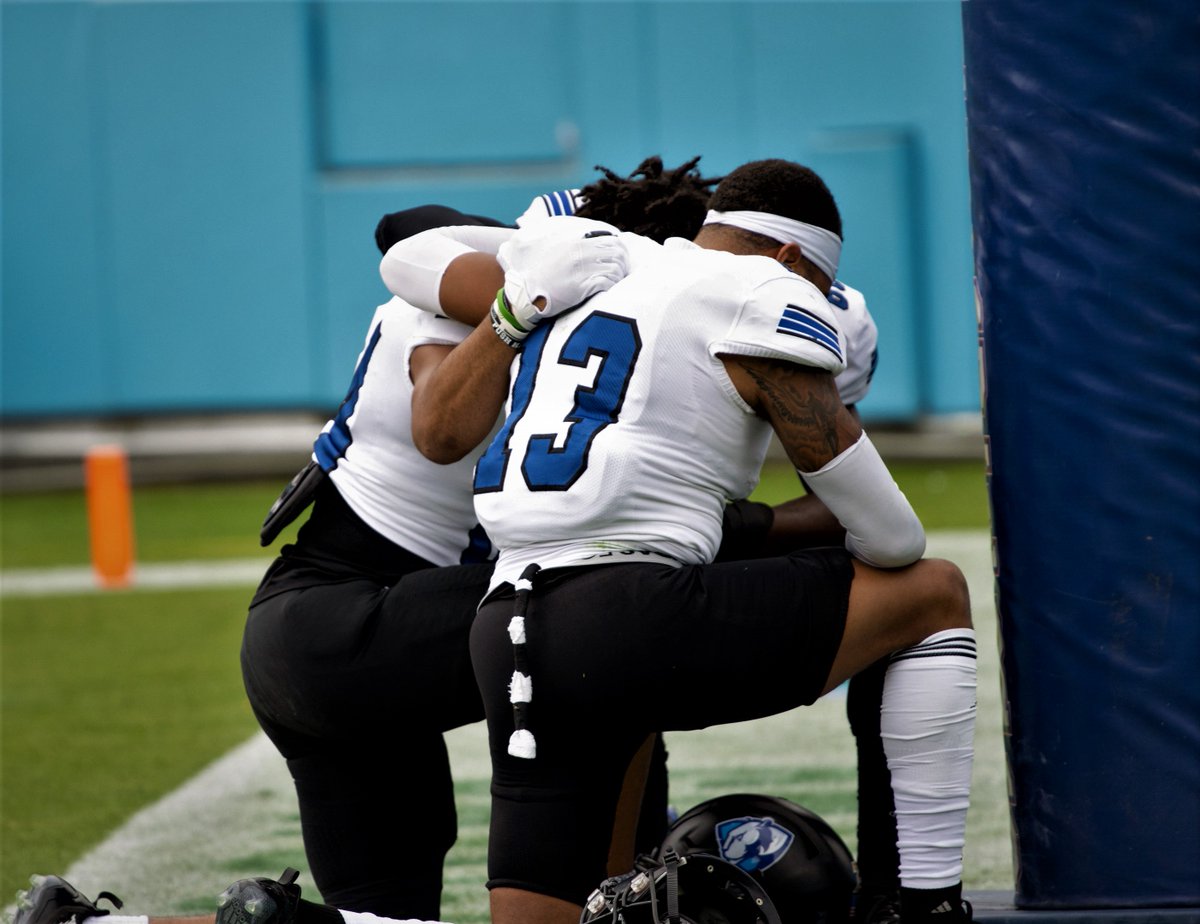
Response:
[84,444,136,588]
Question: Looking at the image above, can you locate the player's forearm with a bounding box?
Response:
[411,321,513,464]
[716,491,846,562]
[765,493,847,552]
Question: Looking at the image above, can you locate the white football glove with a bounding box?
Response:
[491,217,628,345]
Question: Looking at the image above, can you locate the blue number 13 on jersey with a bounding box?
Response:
[474,311,642,493]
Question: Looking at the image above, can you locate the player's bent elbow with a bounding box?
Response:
[847,522,926,569]
[417,439,471,466]
[412,422,473,465]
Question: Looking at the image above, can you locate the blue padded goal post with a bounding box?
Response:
[962,0,1200,910]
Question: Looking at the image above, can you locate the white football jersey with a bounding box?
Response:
[314,299,493,566]
[475,238,848,588]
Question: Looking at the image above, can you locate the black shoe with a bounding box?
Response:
[215,869,301,924]
[900,885,973,923]
[854,888,901,923]
[13,875,123,924]
[923,899,972,923]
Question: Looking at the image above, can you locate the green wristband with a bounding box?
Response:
[494,289,530,334]
[489,296,524,350]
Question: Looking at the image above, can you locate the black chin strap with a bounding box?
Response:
[662,848,681,924]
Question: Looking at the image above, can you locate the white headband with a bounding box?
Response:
[703,209,841,280]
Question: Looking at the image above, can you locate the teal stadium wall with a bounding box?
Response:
[2,1,974,422]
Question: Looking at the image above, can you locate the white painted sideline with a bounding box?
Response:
[0,559,269,597]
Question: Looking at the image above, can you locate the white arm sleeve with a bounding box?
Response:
[379,226,514,312]
[798,432,926,568]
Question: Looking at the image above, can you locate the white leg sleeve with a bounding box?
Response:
[83,917,147,924]
[340,910,453,924]
[881,628,977,889]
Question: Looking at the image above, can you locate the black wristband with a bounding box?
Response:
[714,499,775,563]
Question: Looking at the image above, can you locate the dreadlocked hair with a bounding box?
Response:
[576,155,721,243]
[708,158,843,240]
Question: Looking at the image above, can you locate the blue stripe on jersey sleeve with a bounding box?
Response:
[776,305,843,361]
[545,190,575,216]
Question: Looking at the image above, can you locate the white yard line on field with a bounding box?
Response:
[0,559,268,597]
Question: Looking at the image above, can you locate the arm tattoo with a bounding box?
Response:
[734,357,858,470]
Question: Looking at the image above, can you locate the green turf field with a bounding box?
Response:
[0,461,987,570]
[0,461,995,915]
[0,480,296,570]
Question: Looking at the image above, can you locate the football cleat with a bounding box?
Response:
[13,874,123,924]
[214,869,301,924]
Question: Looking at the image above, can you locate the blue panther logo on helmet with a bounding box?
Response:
[714,815,796,873]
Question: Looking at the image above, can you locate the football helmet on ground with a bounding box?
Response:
[658,794,856,924]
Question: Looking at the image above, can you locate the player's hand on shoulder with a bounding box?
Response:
[497,216,629,328]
